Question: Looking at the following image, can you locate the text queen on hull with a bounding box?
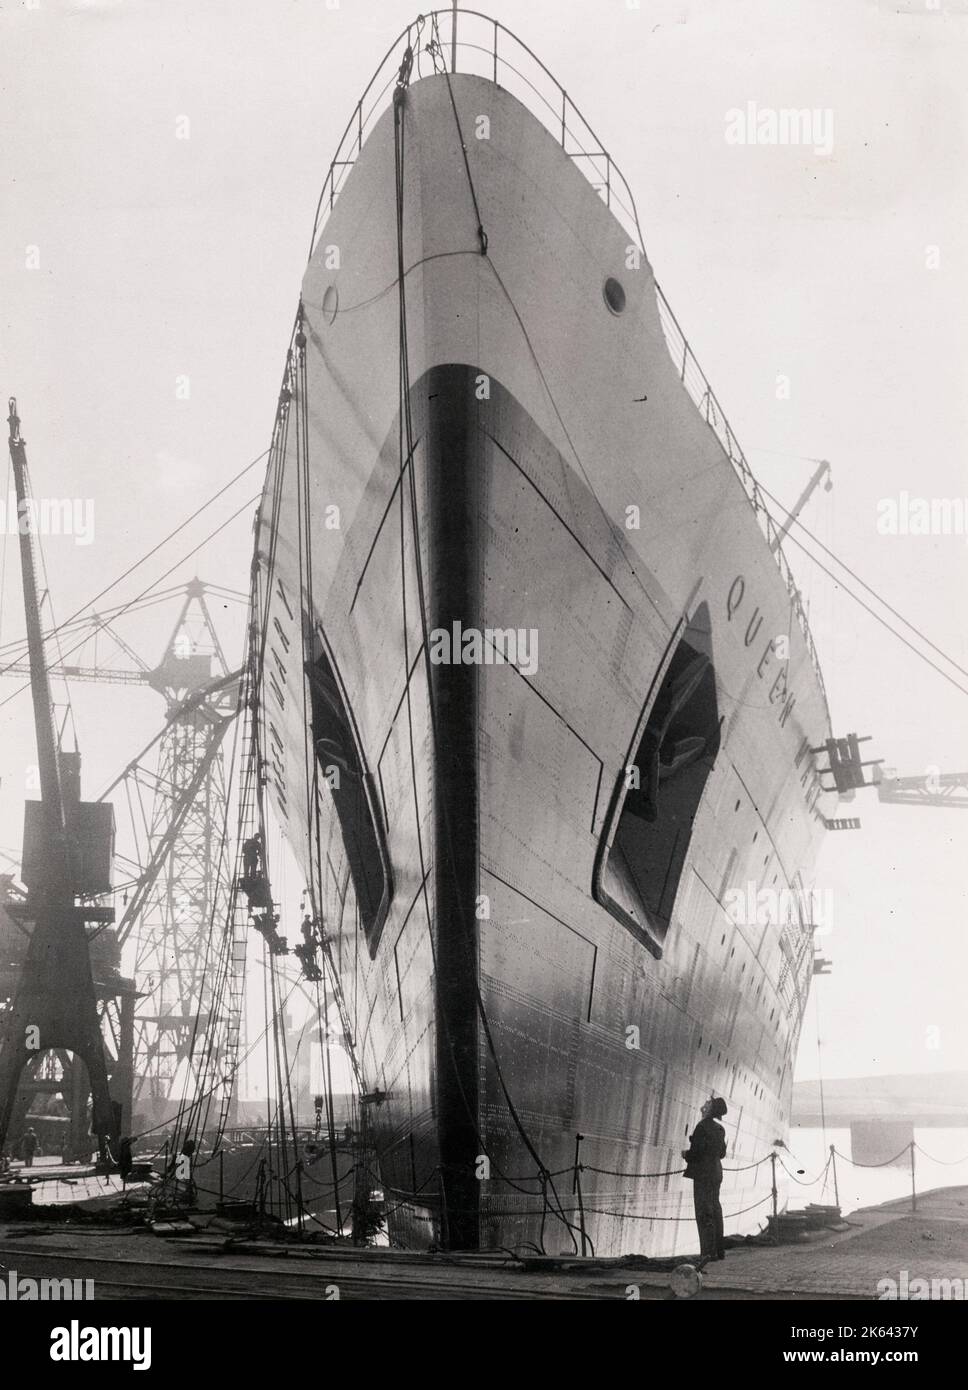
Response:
[251,11,836,1256]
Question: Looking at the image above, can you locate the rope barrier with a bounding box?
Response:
[357,1134,968,1234]
[44,1132,968,1236]
[725,1154,776,1174]
[580,1193,776,1224]
[776,1153,832,1187]
[582,1164,685,1179]
[915,1142,968,1168]
[832,1144,913,1169]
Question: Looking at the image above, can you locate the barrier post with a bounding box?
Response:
[295,1159,305,1237]
[770,1150,779,1244]
[573,1132,588,1256]
[829,1144,840,1209]
[909,1141,917,1213]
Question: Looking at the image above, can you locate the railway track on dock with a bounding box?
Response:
[0,1245,606,1300]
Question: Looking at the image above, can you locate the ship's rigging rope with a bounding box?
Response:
[124,979,298,1138]
[120,20,968,1243]
[430,13,487,255]
[754,481,968,701]
[133,328,339,1222]
[0,450,10,647]
[205,302,373,1228]
[94,596,253,1204]
[177,406,289,1188]
[314,967,345,1234]
[277,234,968,708]
[245,339,316,1220]
[416,22,673,650]
[387,49,545,1225]
[0,491,259,715]
[175,698,247,1150]
[392,59,584,1254]
[0,449,267,683]
[291,292,370,1229]
[393,64,460,1241]
[385,40,878,1250]
[170,626,259,1158]
[417,24,968,718]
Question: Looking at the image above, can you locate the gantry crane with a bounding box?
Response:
[97,586,243,1128]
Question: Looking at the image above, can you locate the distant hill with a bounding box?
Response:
[793,1071,968,1127]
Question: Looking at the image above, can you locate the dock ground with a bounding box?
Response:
[698,1186,968,1300]
[1,1182,966,1300]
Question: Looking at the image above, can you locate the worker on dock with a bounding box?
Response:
[20,1126,39,1169]
[682,1097,728,1262]
[118,1135,133,1185]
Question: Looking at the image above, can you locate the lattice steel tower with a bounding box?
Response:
[101,581,241,1127]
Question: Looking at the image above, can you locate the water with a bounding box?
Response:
[786,1127,968,1214]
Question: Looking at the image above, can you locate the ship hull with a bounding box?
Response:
[254,72,834,1256]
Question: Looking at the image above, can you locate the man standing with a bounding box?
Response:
[20,1126,39,1169]
[117,1135,134,1185]
[682,1097,728,1261]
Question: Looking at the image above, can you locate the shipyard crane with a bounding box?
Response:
[765,467,968,817]
[803,735,967,985]
[0,576,247,1131]
[872,766,968,810]
[95,587,245,1130]
[770,458,832,553]
[0,399,131,1161]
[812,735,968,812]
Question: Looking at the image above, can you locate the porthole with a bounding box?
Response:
[603,276,626,314]
[322,285,339,325]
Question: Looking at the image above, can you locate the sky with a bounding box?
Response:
[0,0,966,1087]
